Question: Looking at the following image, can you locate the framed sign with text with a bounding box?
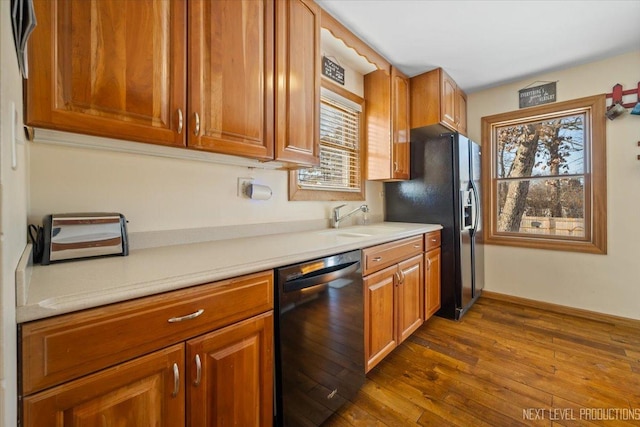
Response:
[322,56,345,85]
[519,82,557,108]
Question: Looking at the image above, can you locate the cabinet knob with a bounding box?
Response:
[176,108,183,134]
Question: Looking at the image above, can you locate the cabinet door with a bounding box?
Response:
[391,67,410,180]
[397,255,424,343]
[456,89,468,135]
[23,345,185,427]
[425,247,442,319]
[26,0,186,147]
[274,0,321,166]
[440,71,457,130]
[189,0,274,160]
[364,69,392,180]
[186,312,273,427]
[364,265,397,372]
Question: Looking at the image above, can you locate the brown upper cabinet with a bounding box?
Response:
[275,0,321,166]
[364,66,410,181]
[391,67,411,180]
[26,0,320,166]
[25,0,187,148]
[410,68,467,135]
[188,0,274,159]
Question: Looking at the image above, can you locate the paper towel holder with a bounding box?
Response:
[245,183,272,200]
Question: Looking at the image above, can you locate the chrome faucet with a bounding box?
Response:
[332,204,369,228]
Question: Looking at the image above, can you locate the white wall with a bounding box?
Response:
[29,143,384,233]
[467,50,640,320]
[0,1,29,425]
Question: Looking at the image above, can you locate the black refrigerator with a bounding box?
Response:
[385,132,484,320]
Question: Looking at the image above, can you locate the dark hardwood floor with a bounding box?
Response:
[323,295,640,426]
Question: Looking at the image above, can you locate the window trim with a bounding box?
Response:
[289,80,366,201]
[481,94,607,254]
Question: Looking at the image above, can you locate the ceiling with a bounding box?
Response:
[315,0,640,93]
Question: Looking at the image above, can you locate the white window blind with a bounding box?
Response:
[297,93,361,192]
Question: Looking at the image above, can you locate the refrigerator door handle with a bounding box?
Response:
[470,181,481,234]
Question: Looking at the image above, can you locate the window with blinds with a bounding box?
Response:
[297,93,361,192]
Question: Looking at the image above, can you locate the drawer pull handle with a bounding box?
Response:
[372,256,382,262]
[414,244,421,248]
[194,354,202,387]
[431,239,437,242]
[168,309,204,323]
[172,363,180,397]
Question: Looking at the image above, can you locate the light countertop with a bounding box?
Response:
[16,222,441,323]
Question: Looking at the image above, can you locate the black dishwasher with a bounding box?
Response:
[274,250,365,426]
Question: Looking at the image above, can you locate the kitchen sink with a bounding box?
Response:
[336,232,373,238]
[315,224,405,238]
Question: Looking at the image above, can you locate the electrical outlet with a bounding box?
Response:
[237,177,254,197]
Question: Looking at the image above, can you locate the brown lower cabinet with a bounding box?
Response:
[363,236,425,372]
[20,271,274,427]
[363,231,442,372]
[187,313,273,426]
[425,247,442,319]
[424,230,442,319]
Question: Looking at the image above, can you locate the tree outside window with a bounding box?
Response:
[481,95,607,254]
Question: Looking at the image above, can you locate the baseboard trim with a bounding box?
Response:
[480,291,640,327]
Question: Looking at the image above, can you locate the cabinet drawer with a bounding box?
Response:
[21,270,273,395]
[424,230,441,250]
[362,235,424,275]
